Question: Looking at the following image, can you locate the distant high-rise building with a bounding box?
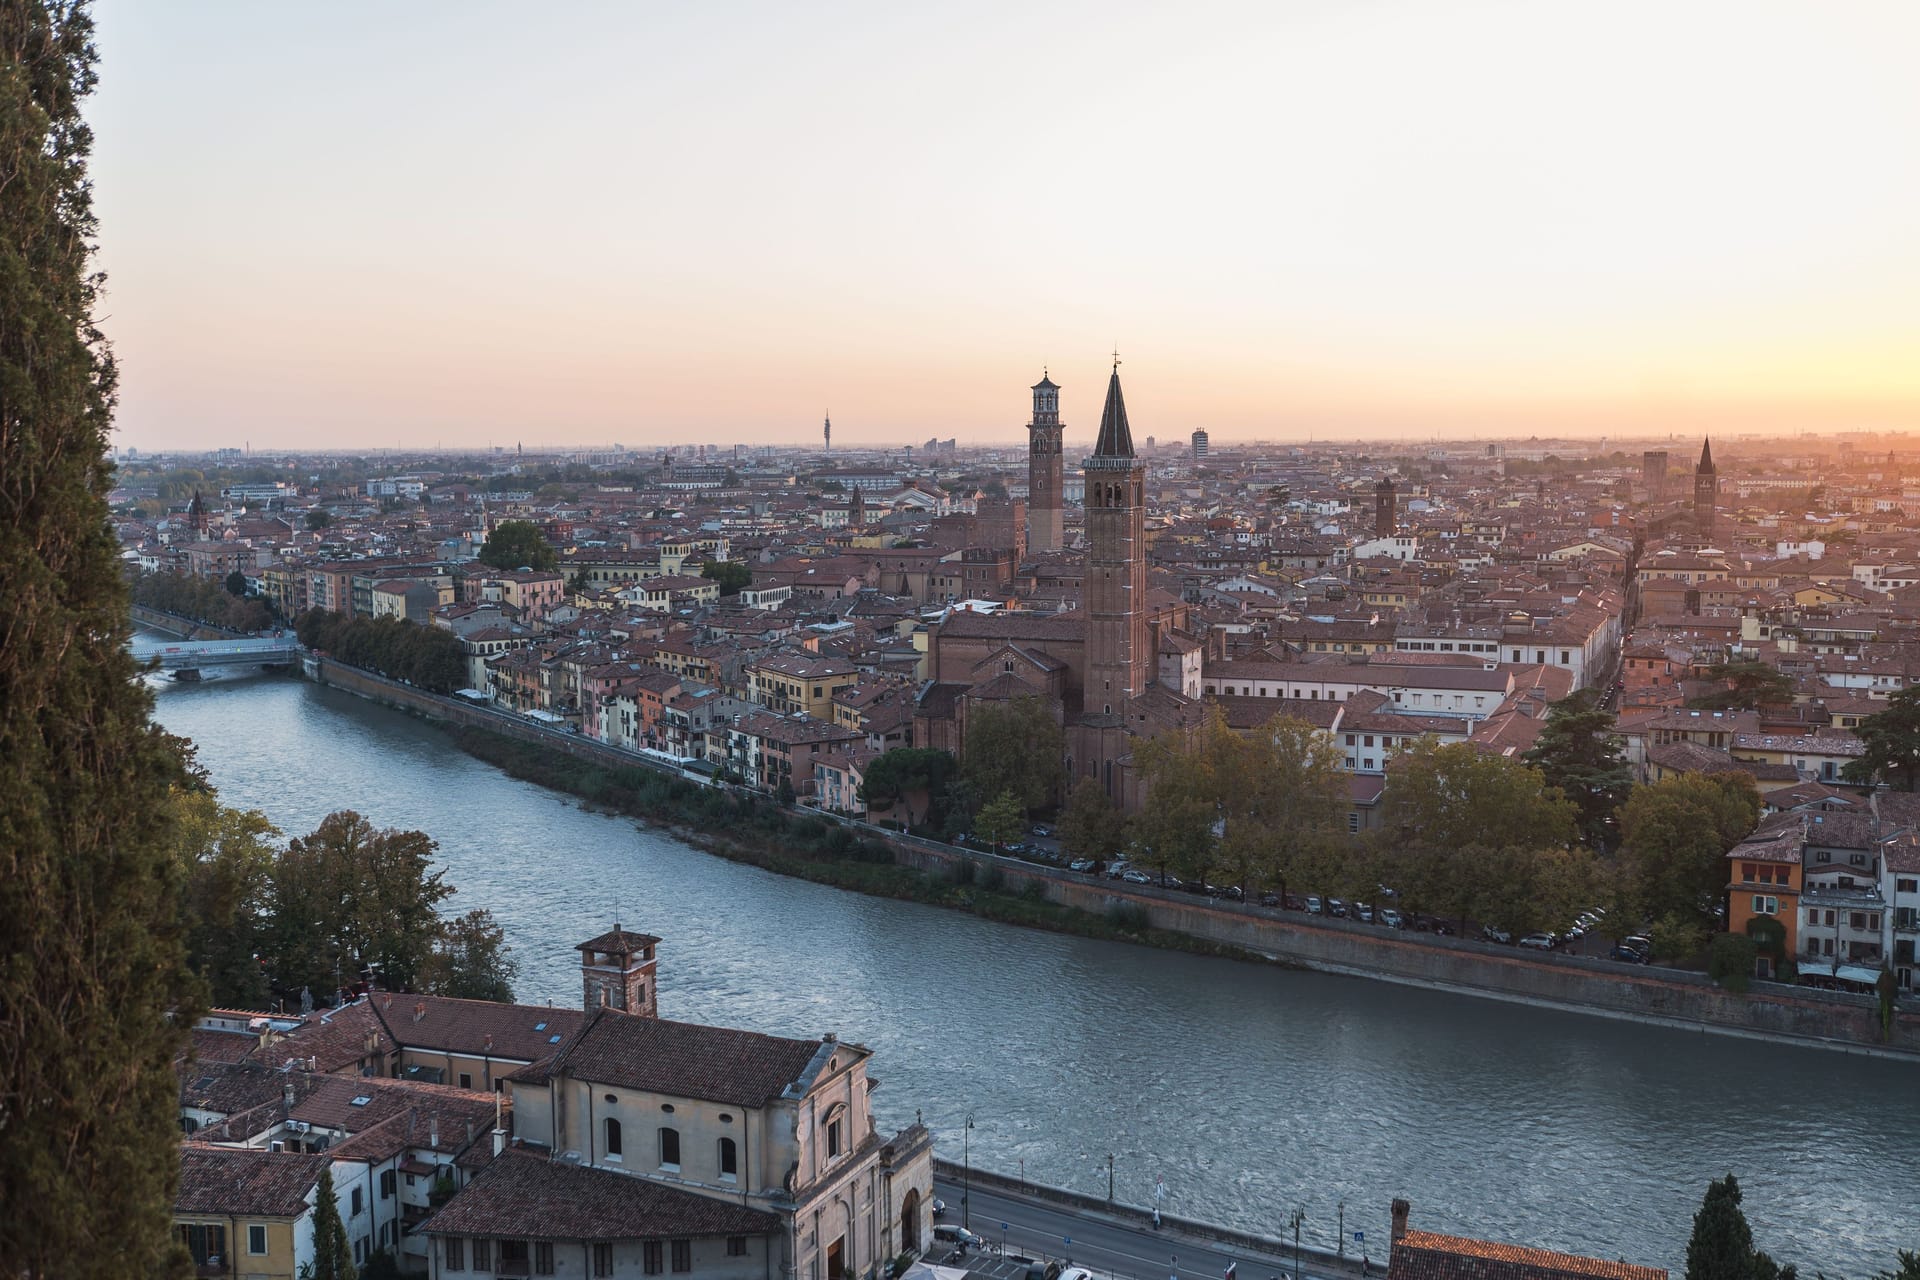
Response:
[1694,439,1717,534]
[1191,429,1209,460]
[823,412,831,455]
[1026,371,1064,555]
[1374,477,1396,537]
[1642,450,1669,496]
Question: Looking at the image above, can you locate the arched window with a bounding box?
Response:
[605,1117,623,1158]
[719,1137,738,1180]
[659,1126,681,1169]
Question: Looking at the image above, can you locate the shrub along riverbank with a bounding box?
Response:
[448,725,1262,962]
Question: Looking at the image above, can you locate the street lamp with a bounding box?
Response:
[963,1114,975,1231]
[1107,1153,1115,1202]
[1289,1208,1305,1280]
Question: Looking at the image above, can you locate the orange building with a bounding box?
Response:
[1725,822,1803,980]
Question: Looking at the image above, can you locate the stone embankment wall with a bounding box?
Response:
[307,656,1920,1059]
[130,604,248,640]
[931,1158,1362,1279]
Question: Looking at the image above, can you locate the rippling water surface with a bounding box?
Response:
[142,654,1920,1275]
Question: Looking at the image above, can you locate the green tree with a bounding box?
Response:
[477,519,557,571]
[1874,1252,1920,1280]
[1844,685,1920,791]
[700,559,752,595]
[1385,739,1579,853]
[0,6,199,1273]
[1684,1174,1794,1280]
[974,790,1026,851]
[310,1166,358,1280]
[1134,722,1230,888]
[1523,690,1632,850]
[962,697,1064,817]
[1616,772,1760,958]
[1059,776,1130,864]
[1687,661,1795,712]
[174,785,278,1009]
[858,747,956,825]
[267,812,451,996]
[421,909,518,1003]
[224,568,247,597]
[1229,715,1348,902]
[305,508,331,530]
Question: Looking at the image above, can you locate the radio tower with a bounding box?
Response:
[823,412,831,456]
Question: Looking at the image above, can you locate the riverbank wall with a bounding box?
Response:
[304,656,1920,1060]
[131,604,248,640]
[930,1159,1364,1280]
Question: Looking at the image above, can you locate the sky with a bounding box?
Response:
[87,1,1920,452]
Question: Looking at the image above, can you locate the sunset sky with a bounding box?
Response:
[89,1,1920,452]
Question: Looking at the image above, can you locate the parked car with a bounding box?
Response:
[1069,858,1096,873]
[1353,902,1375,924]
[1259,891,1281,908]
[1030,824,1055,838]
[1623,934,1654,957]
[1305,895,1324,915]
[1326,897,1347,918]
[1518,932,1556,950]
[1482,925,1513,944]
[1609,944,1649,963]
[931,1198,947,1218]
[1379,908,1404,929]
[1159,873,1183,890]
[1121,869,1153,884]
[1106,861,1133,879]
[933,1225,986,1252]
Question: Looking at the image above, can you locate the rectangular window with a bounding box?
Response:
[249,1224,269,1256]
[1347,813,1361,833]
[672,1240,693,1273]
[645,1241,664,1275]
[728,1237,749,1258]
[380,1169,396,1200]
[595,1243,615,1277]
[460,1073,473,1090]
[827,1117,842,1158]
[352,1188,364,1216]
[447,1238,465,1271]
[474,1239,492,1272]
[536,1241,555,1275]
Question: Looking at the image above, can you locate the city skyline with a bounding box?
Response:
[90,1,1920,451]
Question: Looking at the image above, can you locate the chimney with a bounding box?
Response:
[429,1117,439,1150]
[1391,1199,1410,1242]
[283,1082,296,1111]
[413,1001,427,1024]
[492,1128,507,1157]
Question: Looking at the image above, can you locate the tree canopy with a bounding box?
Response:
[0,6,198,1272]
[961,697,1064,816]
[858,747,957,826]
[296,609,468,693]
[477,519,557,571]
[420,909,519,1003]
[1687,661,1795,712]
[1615,772,1760,961]
[1059,776,1130,864]
[1523,690,1632,850]
[1684,1175,1795,1280]
[974,790,1026,850]
[700,559,752,596]
[1385,739,1579,853]
[1843,686,1920,791]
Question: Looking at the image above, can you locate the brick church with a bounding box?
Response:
[914,365,1204,808]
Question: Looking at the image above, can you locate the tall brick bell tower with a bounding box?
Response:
[576,927,660,1016]
[1074,359,1151,799]
[1026,371,1065,555]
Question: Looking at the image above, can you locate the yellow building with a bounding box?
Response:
[174,1146,329,1280]
[748,652,860,718]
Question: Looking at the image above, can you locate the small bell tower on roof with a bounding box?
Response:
[576,926,661,1016]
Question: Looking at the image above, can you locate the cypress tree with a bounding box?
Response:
[0,4,196,1275]
[310,1166,358,1280]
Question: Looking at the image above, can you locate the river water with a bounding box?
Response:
[140,652,1918,1275]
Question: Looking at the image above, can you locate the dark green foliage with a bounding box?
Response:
[265,812,451,998]
[858,746,957,824]
[305,508,331,530]
[133,569,274,631]
[1059,776,1129,862]
[477,519,557,571]
[1522,689,1632,850]
[174,785,277,1009]
[1745,915,1793,983]
[974,790,1025,850]
[1844,686,1920,791]
[1708,934,1758,993]
[310,1166,357,1280]
[1874,1251,1920,1280]
[1687,661,1795,712]
[421,908,518,1003]
[0,5,198,1274]
[962,696,1064,815]
[295,608,467,693]
[1684,1175,1794,1280]
[699,559,752,595]
[1617,772,1760,959]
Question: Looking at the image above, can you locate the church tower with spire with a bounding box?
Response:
[1694,438,1717,534]
[1083,364,1150,711]
[1026,372,1064,554]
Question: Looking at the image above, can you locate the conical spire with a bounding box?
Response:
[1698,437,1714,472]
[1093,366,1134,459]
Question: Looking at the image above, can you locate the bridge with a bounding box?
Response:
[143,634,302,675]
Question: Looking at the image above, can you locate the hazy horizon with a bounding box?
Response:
[89,2,1920,451]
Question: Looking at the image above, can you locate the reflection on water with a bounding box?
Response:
[142,651,1919,1274]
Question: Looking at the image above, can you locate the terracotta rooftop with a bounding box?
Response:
[425,1148,784,1240]
[555,1010,838,1108]
[1389,1229,1666,1280]
[176,1146,328,1218]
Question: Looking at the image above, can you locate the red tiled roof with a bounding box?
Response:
[424,1150,781,1241]
[176,1146,328,1218]
[1389,1230,1666,1280]
[555,1010,833,1107]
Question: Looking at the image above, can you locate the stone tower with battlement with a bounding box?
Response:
[1026,372,1064,555]
[576,927,660,1016]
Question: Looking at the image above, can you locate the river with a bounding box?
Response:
[139,652,1919,1275]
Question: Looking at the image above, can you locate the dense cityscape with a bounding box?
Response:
[6,5,1920,1280]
